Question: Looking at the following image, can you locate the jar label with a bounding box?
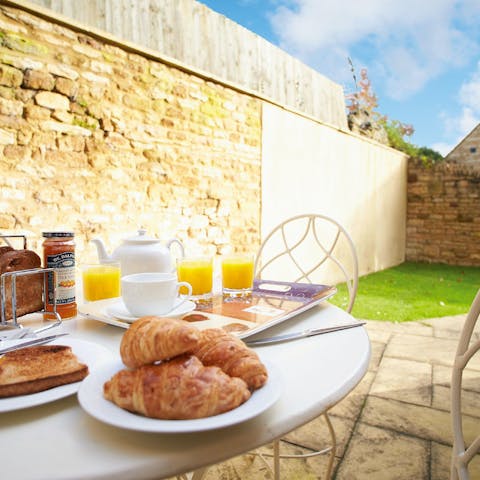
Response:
[45,252,75,304]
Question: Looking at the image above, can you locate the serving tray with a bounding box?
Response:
[79,280,337,339]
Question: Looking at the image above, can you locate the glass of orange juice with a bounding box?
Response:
[82,262,121,302]
[221,254,254,298]
[177,257,213,301]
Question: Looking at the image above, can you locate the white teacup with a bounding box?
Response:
[121,272,192,317]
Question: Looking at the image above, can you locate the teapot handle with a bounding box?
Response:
[166,238,185,272]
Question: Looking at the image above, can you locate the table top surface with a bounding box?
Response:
[0,302,371,480]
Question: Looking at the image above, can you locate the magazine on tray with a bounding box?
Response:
[184,279,337,338]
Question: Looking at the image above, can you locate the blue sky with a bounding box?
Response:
[199,0,480,156]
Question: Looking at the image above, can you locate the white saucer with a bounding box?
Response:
[105,298,196,322]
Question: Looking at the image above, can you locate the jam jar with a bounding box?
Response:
[42,231,77,319]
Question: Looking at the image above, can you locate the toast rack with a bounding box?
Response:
[0,234,62,334]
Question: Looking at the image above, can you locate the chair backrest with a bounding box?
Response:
[254,214,358,312]
[450,289,480,480]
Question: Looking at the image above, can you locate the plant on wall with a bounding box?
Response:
[345,59,443,166]
[345,62,389,145]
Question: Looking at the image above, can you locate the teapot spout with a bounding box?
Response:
[90,238,113,263]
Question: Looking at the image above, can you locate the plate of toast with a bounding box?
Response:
[0,338,115,413]
[78,357,282,433]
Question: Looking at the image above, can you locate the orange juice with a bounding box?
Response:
[82,264,121,302]
[221,255,254,291]
[177,258,213,296]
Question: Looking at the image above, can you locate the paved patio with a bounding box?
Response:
[201,315,480,479]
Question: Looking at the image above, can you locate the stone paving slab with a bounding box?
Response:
[434,364,480,392]
[361,395,455,445]
[429,314,480,338]
[365,319,434,337]
[433,384,480,417]
[361,322,393,344]
[335,423,429,480]
[365,341,385,372]
[385,334,469,368]
[431,443,451,480]
[369,357,432,406]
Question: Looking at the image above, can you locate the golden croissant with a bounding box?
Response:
[189,328,268,390]
[120,316,200,368]
[104,355,251,419]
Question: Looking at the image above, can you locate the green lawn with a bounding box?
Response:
[329,262,480,322]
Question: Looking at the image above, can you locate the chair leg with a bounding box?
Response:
[175,468,208,480]
[324,412,337,479]
[190,468,208,480]
[450,463,458,480]
[273,439,280,480]
[267,413,336,480]
[450,442,459,480]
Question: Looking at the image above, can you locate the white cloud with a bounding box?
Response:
[381,47,431,99]
[458,107,479,134]
[269,0,480,100]
[441,107,480,154]
[436,62,480,152]
[459,69,480,112]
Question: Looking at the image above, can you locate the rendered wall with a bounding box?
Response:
[262,103,408,278]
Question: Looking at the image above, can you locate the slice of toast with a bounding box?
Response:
[0,248,44,319]
[0,345,88,397]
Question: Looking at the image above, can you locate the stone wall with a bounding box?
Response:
[406,159,480,266]
[0,4,262,263]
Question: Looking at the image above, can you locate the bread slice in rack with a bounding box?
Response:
[0,344,88,397]
[0,248,44,319]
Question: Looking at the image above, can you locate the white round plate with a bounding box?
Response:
[0,338,115,413]
[105,298,196,323]
[78,359,282,433]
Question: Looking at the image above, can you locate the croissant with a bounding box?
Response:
[104,355,251,419]
[120,316,200,368]
[189,328,268,390]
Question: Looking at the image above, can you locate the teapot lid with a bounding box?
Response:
[123,229,159,243]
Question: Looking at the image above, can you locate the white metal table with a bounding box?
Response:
[0,302,370,480]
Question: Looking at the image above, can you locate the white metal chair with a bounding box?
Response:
[451,288,480,480]
[254,213,359,479]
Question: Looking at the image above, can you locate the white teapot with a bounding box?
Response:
[91,229,184,276]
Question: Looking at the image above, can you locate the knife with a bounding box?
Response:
[0,333,69,355]
[245,321,367,346]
